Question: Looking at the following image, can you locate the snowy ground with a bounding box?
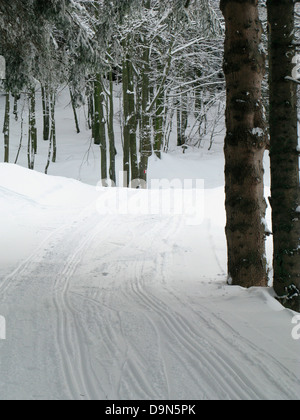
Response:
[0,89,299,400]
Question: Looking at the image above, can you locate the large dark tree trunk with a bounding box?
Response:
[221,0,268,288]
[267,0,300,310]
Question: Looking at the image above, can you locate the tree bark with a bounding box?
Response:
[153,90,164,159]
[221,0,268,287]
[3,92,10,163]
[122,55,131,186]
[94,74,107,183]
[139,41,152,184]
[51,92,56,163]
[267,0,300,306]
[123,53,139,186]
[108,71,116,184]
[69,87,80,134]
[45,92,56,174]
[27,87,37,170]
[41,84,50,141]
[177,93,188,147]
[29,86,37,155]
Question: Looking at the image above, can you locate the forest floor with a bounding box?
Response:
[0,89,299,400]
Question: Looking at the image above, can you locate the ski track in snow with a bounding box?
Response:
[0,199,299,400]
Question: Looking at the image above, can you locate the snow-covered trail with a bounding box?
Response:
[0,190,299,400]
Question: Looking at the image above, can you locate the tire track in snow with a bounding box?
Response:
[51,214,112,400]
[122,215,281,400]
[149,225,300,399]
[193,302,300,399]
[0,202,102,400]
[156,270,300,399]
[77,215,183,400]
[0,203,96,300]
[1,199,112,400]
[103,216,181,399]
[122,216,220,399]
[130,263,259,400]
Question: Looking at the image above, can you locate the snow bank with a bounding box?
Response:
[0,163,98,207]
[0,165,299,400]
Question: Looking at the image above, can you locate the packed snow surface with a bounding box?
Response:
[0,88,299,400]
[0,163,299,400]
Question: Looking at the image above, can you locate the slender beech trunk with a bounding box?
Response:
[177,62,188,148]
[267,0,300,309]
[94,75,101,146]
[51,93,56,163]
[139,39,152,184]
[27,88,37,170]
[13,96,17,122]
[13,94,20,121]
[3,92,9,163]
[122,57,130,186]
[15,102,25,164]
[128,60,139,184]
[41,84,50,141]
[221,0,268,287]
[94,74,107,183]
[123,52,139,186]
[69,87,80,134]
[29,87,37,155]
[177,93,188,147]
[153,87,164,159]
[108,71,116,184]
[88,89,94,132]
[45,92,57,174]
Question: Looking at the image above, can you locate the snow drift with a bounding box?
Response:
[0,164,299,400]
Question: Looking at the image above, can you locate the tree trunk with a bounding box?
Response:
[94,74,107,183]
[51,92,56,163]
[267,0,300,308]
[123,53,139,186]
[29,87,37,155]
[13,94,20,121]
[94,75,102,146]
[177,93,188,147]
[3,92,9,163]
[139,41,152,184]
[88,90,94,132]
[153,87,164,159]
[108,71,116,184]
[45,92,56,174]
[122,57,130,187]
[41,84,50,141]
[69,87,80,134]
[128,60,139,184]
[15,102,24,165]
[221,0,268,288]
[27,88,37,170]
